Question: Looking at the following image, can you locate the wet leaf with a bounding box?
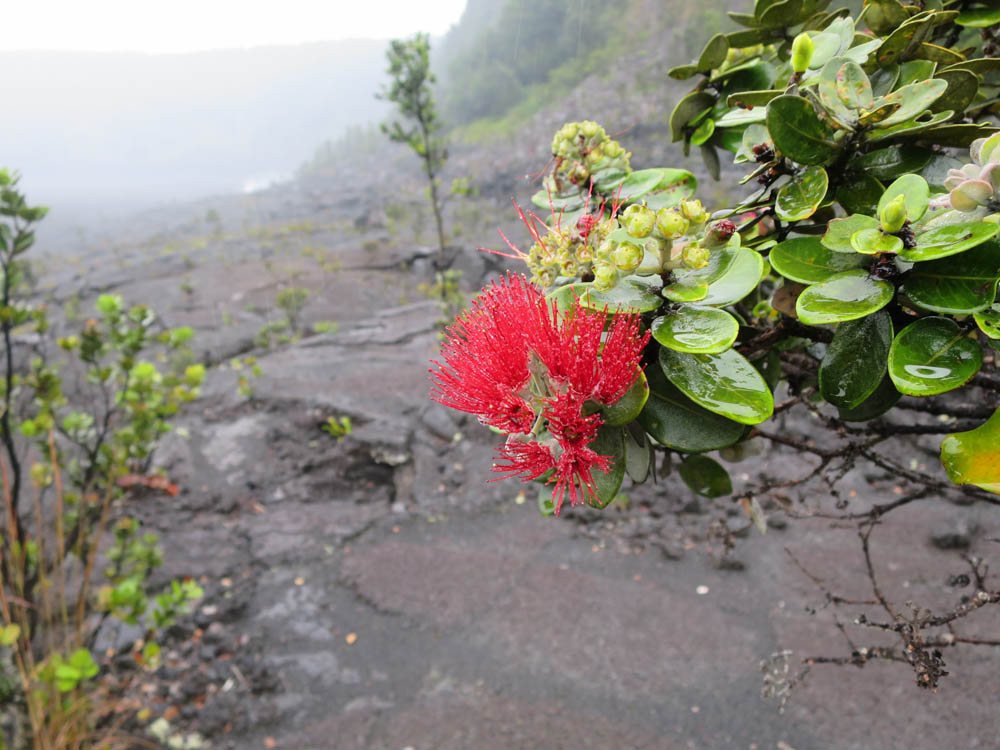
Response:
[679,455,733,498]
[601,369,650,426]
[819,310,893,409]
[769,236,867,284]
[940,408,1000,493]
[901,222,1000,262]
[888,317,983,396]
[659,348,774,425]
[767,95,838,166]
[904,240,1000,314]
[775,166,829,221]
[701,248,766,305]
[822,214,880,253]
[877,173,929,223]
[652,306,739,354]
[796,270,894,325]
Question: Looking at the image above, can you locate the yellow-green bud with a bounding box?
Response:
[702,219,737,249]
[682,243,711,270]
[656,208,689,238]
[593,263,618,291]
[614,242,643,272]
[680,199,708,225]
[791,33,815,74]
[621,205,656,238]
[880,194,907,234]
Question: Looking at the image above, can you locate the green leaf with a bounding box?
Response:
[836,373,902,422]
[701,249,767,305]
[931,70,980,114]
[551,277,663,314]
[601,370,649,426]
[775,166,829,221]
[769,236,867,284]
[974,304,1000,340]
[698,33,729,72]
[618,169,670,202]
[941,408,1000,493]
[659,348,774,425]
[795,270,895,325]
[679,455,733,498]
[867,110,954,143]
[819,310,893,408]
[690,118,716,147]
[911,123,1000,148]
[726,89,784,108]
[531,190,584,211]
[888,317,983,396]
[588,425,626,507]
[767,95,839,166]
[671,92,716,142]
[638,364,745,452]
[955,8,1000,27]
[668,63,699,81]
[624,424,652,483]
[852,144,932,181]
[663,237,740,302]
[901,222,1000,262]
[822,214,880,253]
[701,144,721,181]
[904,241,1000,314]
[834,59,873,110]
[836,173,883,216]
[878,174,929,223]
[850,228,903,255]
[642,169,699,210]
[651,306,739,354]
[0,623,20,646]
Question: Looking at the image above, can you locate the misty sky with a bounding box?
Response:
[4,0,467,53]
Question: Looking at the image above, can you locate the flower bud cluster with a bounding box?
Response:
[525,214,618,288]
[546,121,631,193]
[943,134,1000,215]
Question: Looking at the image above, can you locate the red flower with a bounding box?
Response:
[429,273,649,515]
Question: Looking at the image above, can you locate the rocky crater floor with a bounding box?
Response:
[36,176,999,750]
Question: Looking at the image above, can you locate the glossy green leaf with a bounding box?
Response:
[941,408,1000,494]
[888,317,983,396]
[551,277,663,315]
[795,270,895,325]
[822,214,880,253]
[819,310,893,408]
[851,228,903,255]
[679,455,733,498]
[956,8,1000,27]
[638,364,745,452]
[668,63,699,81]
[601,369,649,426]
[974,304,1000,340]
[912,123,1000,147]
[904,240,1000,314]
[767,95,838,166]
[775,166,829,221]
[853,145,932,181]
[769,236,867,283]
[652,306,739,354]
[531,190,584,211]
[878,174,929,223]
[701,248,766,305]
[588,424,626,507]
[659,348,774,425]
[901,222,1000,262]
[726,89,783,108]
[836,374,902,422]
[836,173,883,216]
[663,238,739,302]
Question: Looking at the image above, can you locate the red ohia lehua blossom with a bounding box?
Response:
[429,272,649,515]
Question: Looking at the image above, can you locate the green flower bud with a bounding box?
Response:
[879,194,908,234]
[614,242,643,272]
[791,33,815,74]
[682,243,711,270]
[680,200,708,225]
[621,205,656,238]
[656,208,689,238]
[593,263,618,291]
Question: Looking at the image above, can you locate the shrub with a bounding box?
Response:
[431,4,1000,697]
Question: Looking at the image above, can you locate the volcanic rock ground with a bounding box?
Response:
[35,176,999,750]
